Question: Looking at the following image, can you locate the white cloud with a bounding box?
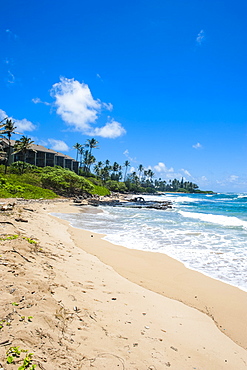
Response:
[32,97,50,106]
[154,162,174,173]
[196,30,205,45]
[192,142,202,149]
[15,118,36,132]
[6,29,18,39]
[181,168,192,177]
[50,77,101,131]
[123,149,135,162]
[90,119,126,138]
[0,109,36,132]
[49,77,126,138]
[0,109,8,122]
[229,175,239,182]
[47,139,69,152]
[96,73,103,81]
[7,70,15,84]
[102,102,113,111]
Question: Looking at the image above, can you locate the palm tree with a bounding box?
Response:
[0,119,21,173]
[87,154,96,173]
[138,164,144,180]
[73,143,82,162]
[123,160,130,181]
[85,138,99,155]
[13,136,35,173]
[0,116,8,127]
[78,146,84,170]
[147,169,155,181]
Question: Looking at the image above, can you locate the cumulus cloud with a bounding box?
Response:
[49,77,125,139]
[196,30,205,45]
[0,109,36,132]
[15,118,36,132]
[50,77,102,130]
[47,139,69,152]
[154,162,174,173]
[90,119,126,138]
[192,142,202,149]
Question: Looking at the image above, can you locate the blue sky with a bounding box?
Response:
[1,0,246,192]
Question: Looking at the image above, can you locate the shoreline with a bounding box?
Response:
[49,202,247,349]
[1,199,247,369]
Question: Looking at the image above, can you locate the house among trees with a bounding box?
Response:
[0,138,79,173]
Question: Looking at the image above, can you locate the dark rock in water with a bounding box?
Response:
[92,197,173,210]
[123,197,172,210]
[130,197,145,202]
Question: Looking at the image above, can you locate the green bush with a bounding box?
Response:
[105,180,128,193]
[41,167,94,195]
[90,184,111,196]
[0,175,57,199]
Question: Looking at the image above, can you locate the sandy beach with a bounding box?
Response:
[0,199,247,369]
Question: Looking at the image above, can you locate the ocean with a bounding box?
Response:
[53,192,247,292]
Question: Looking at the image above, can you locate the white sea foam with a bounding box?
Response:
[179,210,247,229]
[237,194,247,199]
[52,192,247,291]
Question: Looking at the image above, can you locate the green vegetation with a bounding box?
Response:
[0,116,209,196]
[0,164,110,199]
[6,346,37,369]
[0,170,58,199]
[0,234,19,241]
[41,166,94,195]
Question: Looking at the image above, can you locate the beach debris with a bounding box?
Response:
[14,217,28,223]
[11,248,32,263]
[111,297,117,300]
[144,326,150,329]
[0,340,12,347]
[170,346,178,352]
[23,207,34,212]
[133,343,138,347]
[0,203,15,211]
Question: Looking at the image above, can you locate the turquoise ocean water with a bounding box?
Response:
[53,192,247,291]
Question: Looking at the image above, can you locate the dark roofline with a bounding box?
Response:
[0,138,77,162]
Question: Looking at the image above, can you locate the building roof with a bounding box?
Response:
[0,138,77,162]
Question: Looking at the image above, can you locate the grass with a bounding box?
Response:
[0,164,111,199]
[0,170,58,199]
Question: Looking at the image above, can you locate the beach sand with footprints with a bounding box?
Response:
[0,199,246,369]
